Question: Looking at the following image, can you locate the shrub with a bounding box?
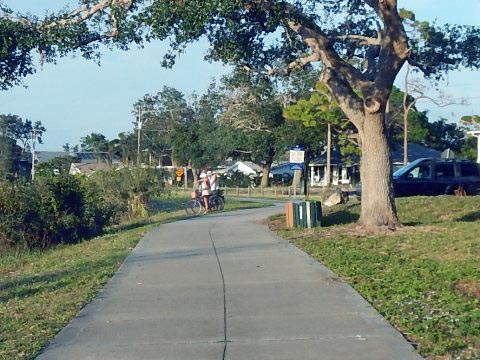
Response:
[0,175,115,251]
[220,171,260,188]
[0,168,166,251]
[271,173,293,186]
[1,179,63,250]
[88,167,166,219]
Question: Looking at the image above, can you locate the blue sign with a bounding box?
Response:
[290,163,304,171]
[289,145,305,151]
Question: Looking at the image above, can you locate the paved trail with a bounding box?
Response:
[37,204,421,360]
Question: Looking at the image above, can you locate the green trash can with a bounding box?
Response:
[292,201,322,228]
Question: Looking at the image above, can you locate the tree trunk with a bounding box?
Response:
[403,111,409,166]
[260,162,272,188]
[192,168,199,189]
[359,112,400,228]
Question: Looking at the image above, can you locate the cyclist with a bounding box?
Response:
[207,169,219,199]
[199,171,211,212]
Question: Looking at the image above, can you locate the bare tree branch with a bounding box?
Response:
[42,0,133,29]
[321,68,365,130]
[286,20,369,91]
[336,34,381,46]
[1,0,134,39]
[245,0,371,93]
[221,86,274,132]
[285,52,321,73]
[366,0,411,96]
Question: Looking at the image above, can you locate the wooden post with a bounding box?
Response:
[184,167,188,191]
[285,203,294,228]
[274,187,277,197]
[261,187,264,197]
[236,186,240,197]
[248,187,251,197]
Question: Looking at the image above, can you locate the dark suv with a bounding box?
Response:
[392,158,480,197]
[356,158,480,198]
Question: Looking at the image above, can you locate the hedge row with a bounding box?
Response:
[0,168,166,251]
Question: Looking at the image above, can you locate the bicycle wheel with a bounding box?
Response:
[186,199,203,215]
[217,197,225,211]
[185,200,194,215]
[209,197,219,211]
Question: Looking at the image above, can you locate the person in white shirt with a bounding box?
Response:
[198,171,210,212]
[207,169,219,198]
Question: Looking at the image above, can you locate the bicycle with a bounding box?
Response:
[185,190,225,215]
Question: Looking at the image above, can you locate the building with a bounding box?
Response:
[224,161,262,176]
[390,143,442,171]
[308,143,443,187]
[309,149,359,187]
[32,151,121,176]
[69,162,113,176]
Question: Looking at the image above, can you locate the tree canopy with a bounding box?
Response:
[0,113,45,178]
[1,1,479,90]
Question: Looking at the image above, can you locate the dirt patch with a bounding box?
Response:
[260,215,286,232]
[318,224,440,240]
[426,343,480,360]
[439,213,456,221]
[265,215,441,242]
[455,280,480,299]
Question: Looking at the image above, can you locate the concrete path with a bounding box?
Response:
[37,204,422,360]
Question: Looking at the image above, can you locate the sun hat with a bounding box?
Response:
[200,173,206,178]
[206,170,212,176]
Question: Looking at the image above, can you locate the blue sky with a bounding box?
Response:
[0,0,479,150]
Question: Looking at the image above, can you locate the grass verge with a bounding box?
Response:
[268,196,480,360]
[0,198,268,360]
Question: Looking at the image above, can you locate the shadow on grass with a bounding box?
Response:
[149,199,186,214]
[457,211,480,222]
[321,204,360,227]
[0,255,125,303]
[401,221,424,226]
[107,220,155,235]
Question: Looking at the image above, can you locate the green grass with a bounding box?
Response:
[270,196,480,360]
[0,198,268,360]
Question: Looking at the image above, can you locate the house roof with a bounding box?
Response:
[35,151,70,163]
[34,151,119,164]
[241,161,262,172]
[391,143,442,164]
[226,161,262,173]
[310,148,359,166]
[271,162,292,170]
[271,163,295,175]
[69,162,112,176]
[75,152,112,164]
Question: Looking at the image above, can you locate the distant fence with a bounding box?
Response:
[174,185,344,198]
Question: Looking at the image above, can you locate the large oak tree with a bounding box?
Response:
[2,0,479,228]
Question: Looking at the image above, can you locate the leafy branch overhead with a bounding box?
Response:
[1,1,479,92]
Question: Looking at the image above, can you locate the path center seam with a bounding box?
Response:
[208,224,228,360]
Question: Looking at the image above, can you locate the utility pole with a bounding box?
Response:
[136,103,152,167]
[31,128,37,180]
[136,109,142,166]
